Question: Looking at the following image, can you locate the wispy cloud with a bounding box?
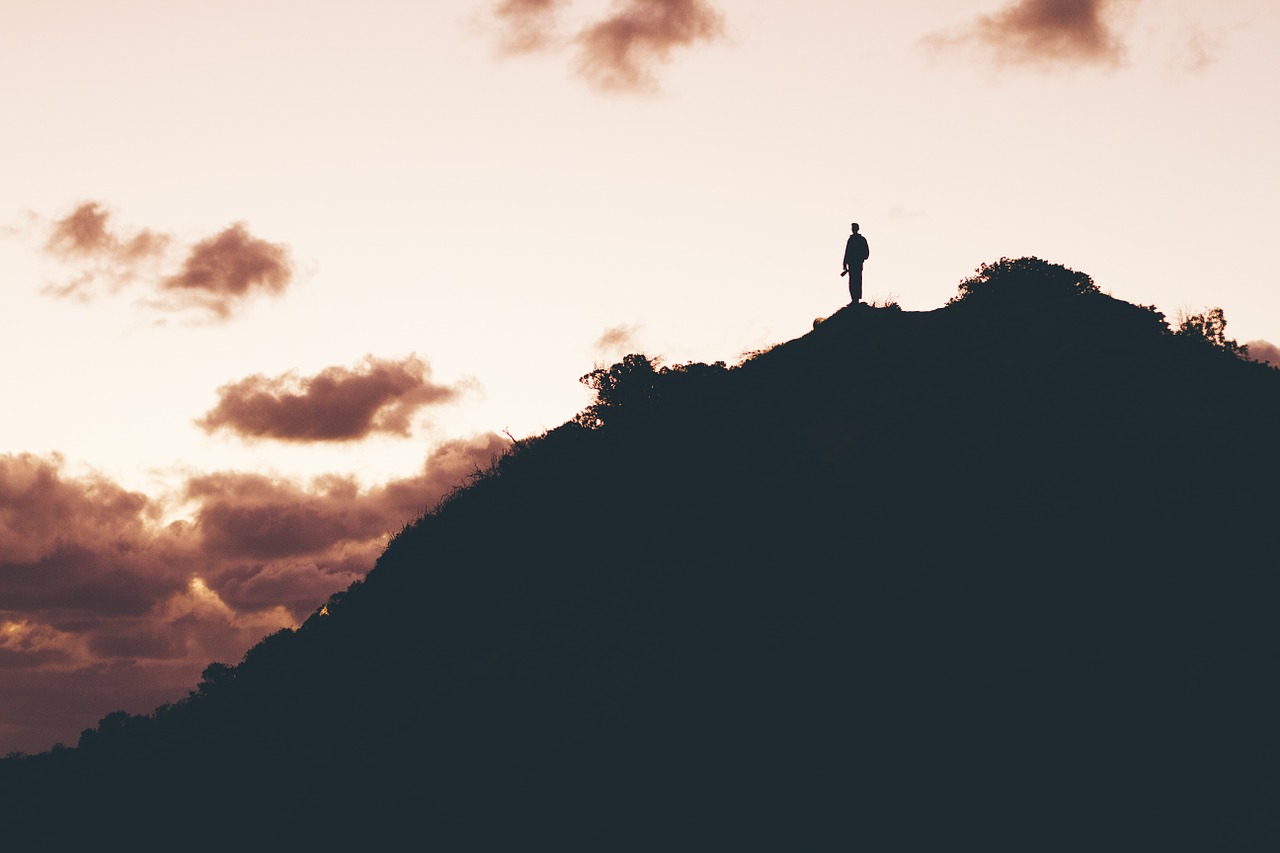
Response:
[575,0,725,91]
[198,356,470,442]
[1246,340,1280,369]
[45,202,169,264]
[926,0,1136,69]
[487,0,726,92]
[0,435,507,753]
[492,0,569,54]
[37,202,294,319]
[595,323,642,357]
[41,202,170,298]
[1177,23,1219,73]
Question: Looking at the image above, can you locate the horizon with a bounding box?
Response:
[2,0,1279,755]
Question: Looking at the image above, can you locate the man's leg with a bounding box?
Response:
[851,265,864,304]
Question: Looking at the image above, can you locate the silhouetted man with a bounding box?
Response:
[842,223,870,305]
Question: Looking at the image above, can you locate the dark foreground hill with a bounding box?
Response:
[4,260,1280,850]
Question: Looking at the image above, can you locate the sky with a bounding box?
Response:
[1,0,1278,754]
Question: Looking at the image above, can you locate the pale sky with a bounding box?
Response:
[1,0,1278,753]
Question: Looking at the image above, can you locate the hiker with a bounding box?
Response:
[842,223,870,305]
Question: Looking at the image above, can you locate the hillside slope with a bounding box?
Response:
[4,265,1280,850]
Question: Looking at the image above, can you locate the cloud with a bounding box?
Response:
[41,203,170,298]
[596,323,642,356]
[575,0,725,91]
[37,202,293,318]
[0,453,159,567]
[186,432,506,577]
[0,453,196,624]
[373,433,512,520]
[45,202,169,262]
[487,0,726,92]
[198,356,469,442]
[0,660,198,754]
[927,0,1135,68]
[1246,340,1280,369]
[492,0,569,53]
[0,434,507,754]
[185,472,385,561]
[1179,24,1217,72]
[158,223,293,318]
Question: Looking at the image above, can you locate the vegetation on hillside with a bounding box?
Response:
[947,255,1099,306]
[3,259,1278,850]
[1175,305,1248,356]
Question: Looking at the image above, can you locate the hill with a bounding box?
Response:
[4,259,1280,850]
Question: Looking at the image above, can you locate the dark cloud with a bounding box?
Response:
[0,454,194,627]
[0,434,507,754]
[86,624,192,660]
[3,552,177,620]
[186,472,389,561]
[0,453,158,566]
[492,0,569,53]
[187,434,507,564]
[159,223,293,318]
[38,203,293,317]
[198,356,467,442]
[576,0,726,91]
[0,660,200,754]
[927,0,1134,68]
[1246,340,1280,369]
[212,559,368,621]
[488,0,725,92]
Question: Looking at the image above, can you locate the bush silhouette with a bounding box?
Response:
[949,256,1100,306]
[576,354,728,429]
[1174,306,1248,357]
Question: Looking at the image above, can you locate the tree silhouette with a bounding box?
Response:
[575,352,659,428]
[1175,306,1248,357]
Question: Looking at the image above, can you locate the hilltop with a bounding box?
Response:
[4,259,1280,850]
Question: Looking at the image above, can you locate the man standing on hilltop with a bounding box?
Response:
[842,223,870,306]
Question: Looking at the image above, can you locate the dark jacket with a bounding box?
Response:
[844,233,870,266]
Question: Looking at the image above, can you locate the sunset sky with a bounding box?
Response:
[2,0,1278,754]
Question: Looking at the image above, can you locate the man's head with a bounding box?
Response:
[851,223,860,234]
